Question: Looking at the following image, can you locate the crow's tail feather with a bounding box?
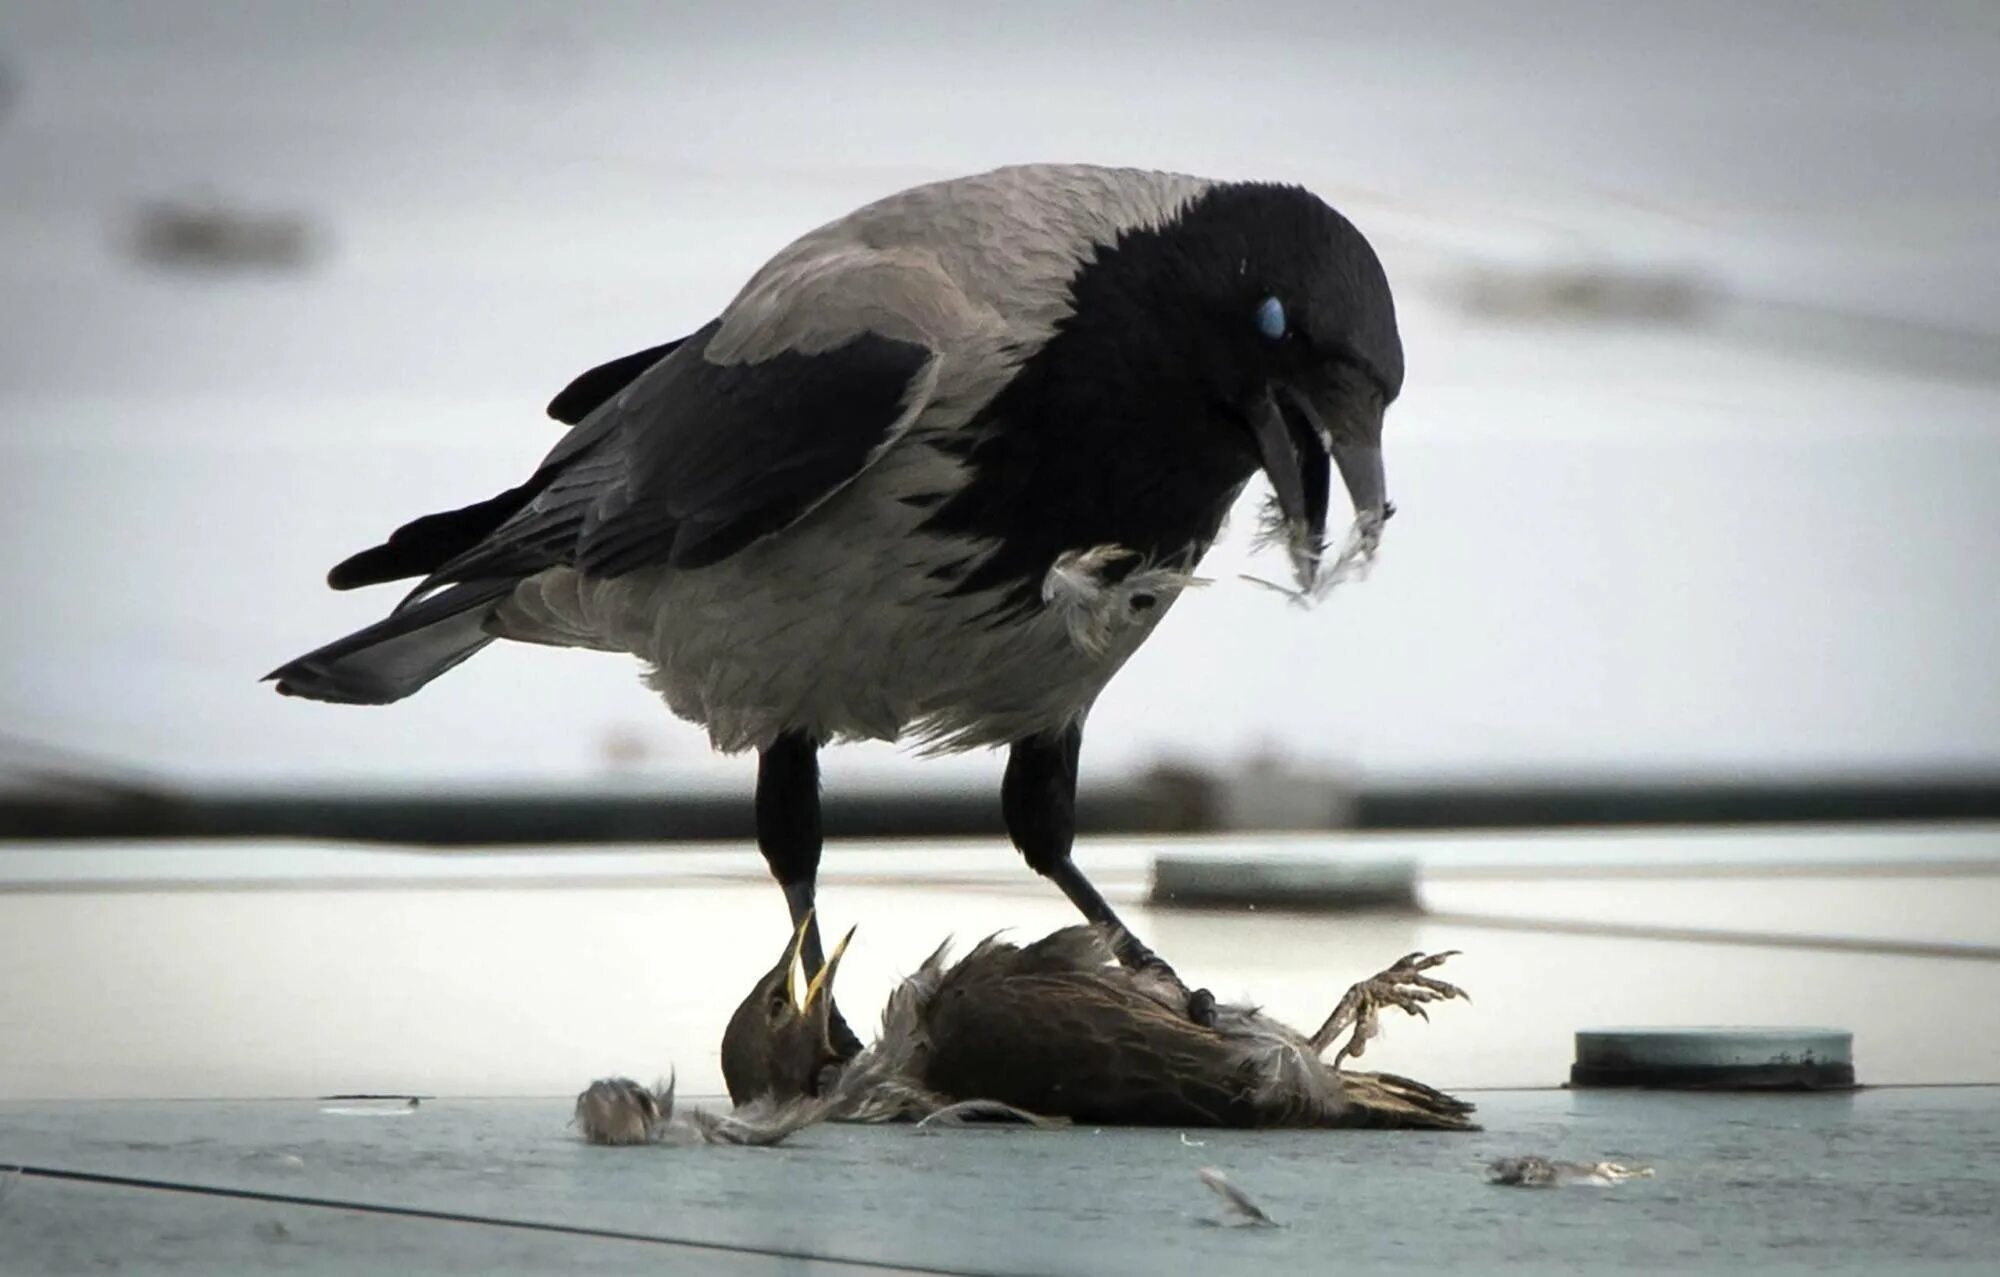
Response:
[326,482,549,591]
[265,580,513,705]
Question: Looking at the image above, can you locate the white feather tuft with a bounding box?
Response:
[1041,544,1207,655]
[1243,500,1390,606]
[1199,1168,1279,1227]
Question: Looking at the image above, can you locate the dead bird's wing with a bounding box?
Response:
[918,968,1263,1126]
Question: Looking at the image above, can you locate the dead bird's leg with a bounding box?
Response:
[1309,951,1468,1069]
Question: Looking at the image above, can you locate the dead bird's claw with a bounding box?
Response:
[1309,950,1470,1068]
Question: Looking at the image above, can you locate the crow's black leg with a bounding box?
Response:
[1003,722,1216,1025]
[755,731,862,1058]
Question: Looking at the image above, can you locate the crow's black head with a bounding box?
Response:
[1090,182,1401,587]
[931,178,1403,601]
[1112,182,1402,411]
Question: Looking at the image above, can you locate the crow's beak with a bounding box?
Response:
[1249,380,1391,589]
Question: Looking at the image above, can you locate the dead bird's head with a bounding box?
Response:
[721,913,856,1106]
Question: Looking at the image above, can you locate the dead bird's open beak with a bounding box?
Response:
[771,910,853,1014]
[779,909,813,1010]
[800,924,855,1015]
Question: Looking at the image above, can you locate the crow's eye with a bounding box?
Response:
[1256,296,1287,341]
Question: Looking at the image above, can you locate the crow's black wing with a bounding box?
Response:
[324,336,692,592]
[545,337,688,426]
[418,319,936,589]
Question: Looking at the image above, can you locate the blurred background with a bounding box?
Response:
[1,2,1997,1100]
[5,0,1997,801]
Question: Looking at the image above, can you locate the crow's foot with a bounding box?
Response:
[828,1002,865,1062]
[1103,925,1217,1027]
[1130,953,1217,1027]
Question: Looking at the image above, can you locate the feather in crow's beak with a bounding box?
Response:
[1246,378,1393,602]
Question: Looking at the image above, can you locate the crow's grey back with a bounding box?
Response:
[710,164,1212,365]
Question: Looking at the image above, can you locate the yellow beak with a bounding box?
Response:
[800,924,856,1014]
[782,908,813,1010]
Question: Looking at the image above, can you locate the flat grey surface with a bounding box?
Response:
[0,1176,862,1277]
[4,1089,1997,1275]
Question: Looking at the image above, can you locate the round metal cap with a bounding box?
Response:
[1571,1026,1856,1090]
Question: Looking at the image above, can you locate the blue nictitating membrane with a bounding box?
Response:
[1256,295,1287,339]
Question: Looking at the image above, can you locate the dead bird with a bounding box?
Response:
[724,918,1477,1131]
[575,916,855,1147]
[720,913,1056,1129]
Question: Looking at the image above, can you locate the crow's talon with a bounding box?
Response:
[1122,950,1213,1026]
[1187,987,1218,1027]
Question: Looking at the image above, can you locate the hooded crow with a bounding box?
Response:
[268,164,1403,1045]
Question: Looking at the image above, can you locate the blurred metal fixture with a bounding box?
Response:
[125,196,325,273]
[1451,263,1713,324]
[1150,854,1419,912]
[1572,1026,1856,1090]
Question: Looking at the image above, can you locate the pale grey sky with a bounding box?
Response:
[3,0,1996,788]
